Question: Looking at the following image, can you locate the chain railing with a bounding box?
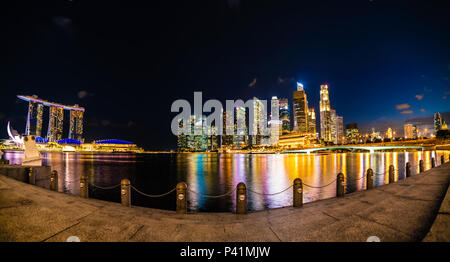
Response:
[303,178,337,189]
[247,184,293,196]
[131,185,176,198]
[70,158,446,215]
[354,172,366,181]
[187,188,236,198]
[91,183,121,190]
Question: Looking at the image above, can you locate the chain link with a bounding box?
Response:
[88,161,427,199]
[131,185,176,198]
[188,188,236,198]
[247,185,293,196]
[303,178,337,189]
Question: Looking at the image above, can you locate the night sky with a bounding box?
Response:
[1,0,449,150]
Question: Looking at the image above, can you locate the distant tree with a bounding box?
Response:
[383,138,391,142]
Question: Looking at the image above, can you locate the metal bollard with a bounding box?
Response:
[293,178,303,207]
[406,162,411,178]
[419,160,424,173]
[176,182,187,214]
[121,179,131,207]
[431,157,435,168]
[50,170,58,191]
[336,173,345,197]
[27,167,35,185]
[80,174,88,198]
[389,165,395,184]
[236,182,247,214]
[441,155,445,165]
[366,168,374,190]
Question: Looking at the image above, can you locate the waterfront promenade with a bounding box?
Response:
[1,163,449,242]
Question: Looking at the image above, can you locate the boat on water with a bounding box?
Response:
[62,146,76,152]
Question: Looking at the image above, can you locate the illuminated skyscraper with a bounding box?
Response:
[177,115,218,151]
[330,109,337,143]
[25,100,44,137]
[279,98,290,135]
[293,82,308,133]
[320,84,332,142]
[47,106,64,142]
[18,95,85,142]
[177,118,188,150]
[69,108,84,141]
[269,96,280,145]
[221,109,234,146]
[404,124,414,139]
[386,127,393,139]
[345,123,360,144]
[307,107,316,136]
[434,113,442,132]
[234,106,247,148]
[336,115,344,144]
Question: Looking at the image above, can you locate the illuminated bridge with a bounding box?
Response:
[17,95,85,142]
[283,145,425,154]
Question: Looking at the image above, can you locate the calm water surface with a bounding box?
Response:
[4,150,449,212]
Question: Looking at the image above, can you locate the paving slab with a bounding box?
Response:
[1,162,449,242]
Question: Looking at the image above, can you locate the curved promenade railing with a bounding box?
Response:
[37,155,449,214]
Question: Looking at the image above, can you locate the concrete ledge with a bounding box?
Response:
[423,185,450,242]
[0,163,449,242]
[0,165,51,189]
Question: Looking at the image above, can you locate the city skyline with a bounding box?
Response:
[0,1,449,150]
[6,81,450,150]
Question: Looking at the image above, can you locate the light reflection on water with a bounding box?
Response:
[3,150,449,212]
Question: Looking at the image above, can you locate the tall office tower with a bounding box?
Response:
[307,107,316,136]
[404,124,414,139]
[330,109,337,144]
[345,123,360,144]
[233,106,247,148]
[46,106,64,142]
[293,82,309,133]
[336,115,344,144]
[25,100,44,137]
[69,109,84,141]
[251,97,267,145]
[320,84,332,142]
[192,115,208,151]
[181,114,219,151]
[269,96,280,145]
[279,98,290,135]
[205,120,219,151]
[221,109,234,146]
[434,113,442,132]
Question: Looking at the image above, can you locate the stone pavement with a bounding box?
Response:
[1,162,449,242]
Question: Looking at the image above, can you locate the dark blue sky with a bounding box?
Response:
[0,0,449,149]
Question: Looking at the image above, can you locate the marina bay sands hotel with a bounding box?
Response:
[17,95,84,142]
